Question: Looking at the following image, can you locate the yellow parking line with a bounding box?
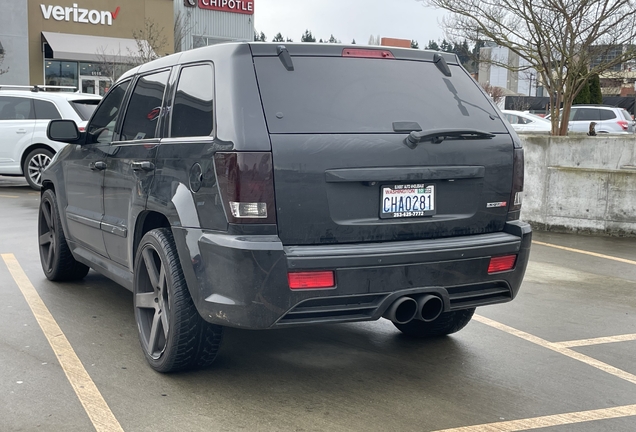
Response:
[1,254,124,432]
[432,404,636,432]
[473,315,636,385]
[532,240,636,266]
[554,334,636,348]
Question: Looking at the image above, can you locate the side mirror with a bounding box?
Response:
[47,119,81,143]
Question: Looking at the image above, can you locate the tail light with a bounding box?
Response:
[78,126,85,132]
[507,146,524,221]
[288,271,335,289]
[617,120,629,131]
[214,152,277,224]
[488,255,517,274]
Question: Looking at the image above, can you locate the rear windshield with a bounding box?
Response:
[254,57,508,134]
[70,99,101,121]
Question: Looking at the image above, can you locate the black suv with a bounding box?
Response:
[40,43,531,373]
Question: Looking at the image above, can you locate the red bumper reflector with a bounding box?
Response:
[488,255,517,274]
[288,271,335,289]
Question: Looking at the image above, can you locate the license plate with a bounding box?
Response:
[380,184,435,219]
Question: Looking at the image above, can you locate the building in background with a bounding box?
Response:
[478,44,541,97]
[0,0,254,93]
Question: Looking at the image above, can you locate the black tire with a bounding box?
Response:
[393,308,476,338]
[38,189,90,281]
[24,148,54,190]
[133,228,223,373]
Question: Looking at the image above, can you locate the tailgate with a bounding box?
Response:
[253,50,513,246]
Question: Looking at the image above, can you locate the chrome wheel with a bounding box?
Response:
[24,149,53,190]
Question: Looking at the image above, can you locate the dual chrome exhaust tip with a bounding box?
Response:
[382,294,444,324]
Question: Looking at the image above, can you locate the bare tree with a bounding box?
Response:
[94,46,132,83]
[0,40,8,76]
[481,82,505,105]
[419,0,636,135]
[129,19,168,65]
[174,10,194,53]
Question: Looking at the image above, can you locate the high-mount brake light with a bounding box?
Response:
[214,152,277,224]
[288,271,336,290]
[488,255,517,274]
[342,48,395,59]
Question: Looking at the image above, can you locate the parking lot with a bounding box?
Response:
[1,175,635,432]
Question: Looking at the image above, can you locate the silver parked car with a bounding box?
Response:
[0,86,101,189]
[547,105,635,134]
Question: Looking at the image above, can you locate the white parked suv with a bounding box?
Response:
[547,105,635,134]
[0,86,101,189]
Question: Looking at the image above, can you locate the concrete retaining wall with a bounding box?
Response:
[520,134,636,236]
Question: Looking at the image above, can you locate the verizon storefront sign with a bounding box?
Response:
[40,3,120,25]
[199,0,254,15]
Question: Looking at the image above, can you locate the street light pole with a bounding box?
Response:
[529,73,534,97]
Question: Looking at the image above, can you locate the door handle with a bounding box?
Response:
[90,161,107,171]
[131,161,155,172]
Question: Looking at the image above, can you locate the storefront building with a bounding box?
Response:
[0,0,254,94]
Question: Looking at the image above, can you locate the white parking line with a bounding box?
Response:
[473,315,636,386]
[2,254,124,432]
[532,240,636,266]
[553,334,636,348]
[432,404,636,432]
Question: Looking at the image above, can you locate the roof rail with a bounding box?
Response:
[0,85,77,92]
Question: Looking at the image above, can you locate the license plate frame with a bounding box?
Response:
[379,183,436,219]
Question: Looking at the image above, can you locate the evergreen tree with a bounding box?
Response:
[286,37,293,42]
[301,30,316,42]
[352,39,356,44]
[589,74,603,104]
[573,66,591,104]
[427,40,440,51]
[319,38,324,43]
[328,34,339,43]
[411,40,419,49]
[272,32,284,42]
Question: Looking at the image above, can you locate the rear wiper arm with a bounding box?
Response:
[404,128,495,149]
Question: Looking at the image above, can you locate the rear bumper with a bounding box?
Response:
[173,221,532,329]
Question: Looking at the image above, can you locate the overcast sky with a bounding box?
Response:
[254,0,448,46]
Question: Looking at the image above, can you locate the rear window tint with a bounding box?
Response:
[573,108,599,121]
[70,99,100,120]
[254,57,507,134]
[34,99,61,120]
[599,109,616,120]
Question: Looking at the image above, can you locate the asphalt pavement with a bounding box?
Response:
[1,175,635,432]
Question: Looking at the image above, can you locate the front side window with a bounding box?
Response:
[86,81,130,144]
[0,96,34,120]
[120,70,170,141]
[171,64,214,138]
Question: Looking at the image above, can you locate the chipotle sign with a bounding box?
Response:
[199,0,254,14]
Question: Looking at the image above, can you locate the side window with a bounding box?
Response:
[598,109,616,120]
[87,81,130,144]
[0,96,34,120]
[121,70,170,141]
[34,99,62,120]
[170,64,214,138]
[504,114,518,124]
[573,108,599,121]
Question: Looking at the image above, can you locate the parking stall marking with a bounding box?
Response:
[1,254,124,432]
[553,333,636,348]
[432,404,636,432]
[473,314,636,386]
[0,194,19,198]
[532,240,636,266]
